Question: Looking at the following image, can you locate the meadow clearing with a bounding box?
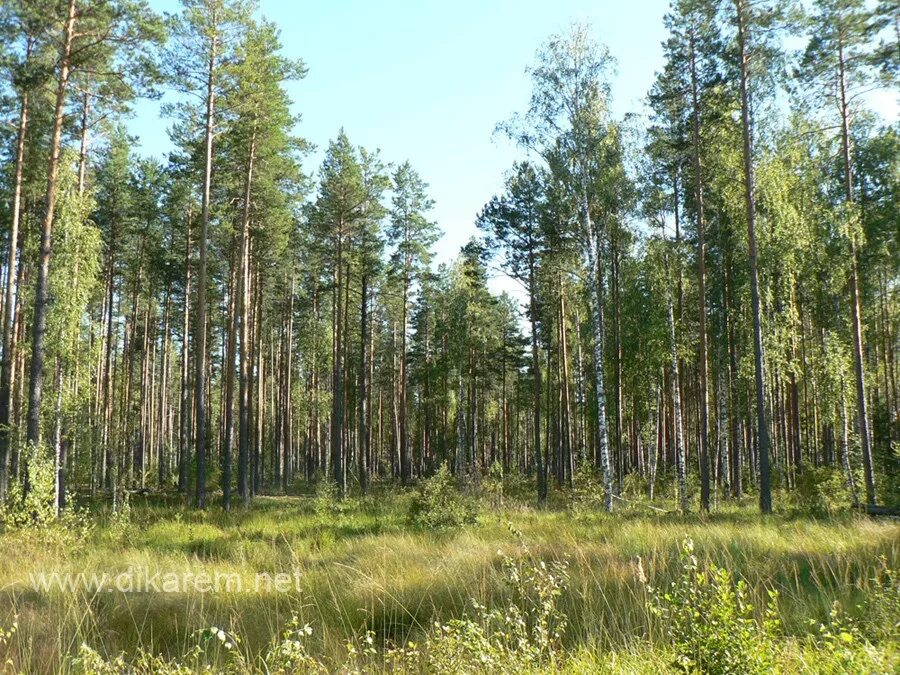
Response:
[0,480,897,673]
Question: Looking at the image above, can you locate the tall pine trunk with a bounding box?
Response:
[194,30,218,509]
[528,254,547,503]
[358,274,370,493]
[689,29,711,512]
[837,39,876,506]
[736,0,772,513]
[0,81,29,502]
[26,0,77,453]
[237,140,254,505]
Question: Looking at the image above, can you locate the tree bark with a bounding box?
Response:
[0,82,29,502]
[399,258,410,484]
[331,220,345,494]
[837,38,876,506]
[179,210,192,494]
[358,273,370,493]
[237,139,254,506]
[282,274,294,492]
[528,251,547,503]
[194,26,217,509]
[26,0,77,453]
[736,0,772,513]
[584,188,614,512]
[689,28,711,512]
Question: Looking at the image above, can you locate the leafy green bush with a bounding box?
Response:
[501,464,535,505]
[863,558,899,643]
[483,460,505,507]
[622,472,649,500]
[107,491,134,543]
[1,443,57,528]
[407,464,477,530]
[876,441,900,508]
[64,541,569,674]
[313,476,351,520]
[808,602,881,673]
[785,466,853,516]
[570,461,607,513]
[648,539,779,674]
[388,537,569,673]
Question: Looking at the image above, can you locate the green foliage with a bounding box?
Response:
[622,472,649,500]
[107,491,133,544]
[313,477,351,520]
[500,465,536,505]
[389,540,569,673]
[809,602,876,673]
[1,496,897,672]
[862,559,900,643]
[69,643,208,675]
[48,151,102,364]
[649,539,780,674]
[259,617,326,674]
[0,443,56,528]
[876,441,900,508]
[785,467,853,516]
[407,464,478,530]
[483,460,505,508]
[570,461,606,513]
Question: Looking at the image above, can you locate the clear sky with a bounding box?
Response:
[130,0,672,275]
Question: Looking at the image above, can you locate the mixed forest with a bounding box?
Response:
[0,0,898,673]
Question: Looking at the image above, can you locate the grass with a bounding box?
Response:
[0,485,897,673]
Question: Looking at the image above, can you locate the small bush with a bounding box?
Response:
[808,602,881,673]
[785,467,853,516]
[388,536,569,673]
[648,539,779,674]
[260,617,327,674]
[570,461,606,513]
[107,491,133,543]
[622,472,649,500]
[313,476,351,520]
[483,460,505,508]
[501,464,535,504]
[1,443,57,528]
[407,464,477,530]
[863,559,899,643]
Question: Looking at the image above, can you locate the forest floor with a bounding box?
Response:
[0,487,898,673]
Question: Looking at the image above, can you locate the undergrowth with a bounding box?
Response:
[0,490,896,673]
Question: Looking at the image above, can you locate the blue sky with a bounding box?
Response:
[130,0,671,273]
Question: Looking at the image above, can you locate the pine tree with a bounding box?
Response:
[388,162,437,485]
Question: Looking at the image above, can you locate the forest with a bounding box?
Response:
[0,0,897,673]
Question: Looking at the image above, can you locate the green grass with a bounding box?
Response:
[0,487,897,673]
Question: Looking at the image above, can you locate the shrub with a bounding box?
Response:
[260,617,327,674]
[807,602,880,673]
[313,476,351,520]
[407,464,477,530]
[1,443,57,528]
[483,460,505,508]
[570,461,606,514]
[785,466,853,516]
[648,539,779,674]
[388,536,569,673]
[501,464,535,505]
[622,472,648,500]
[107,491,133,543]
[863,559,899,643]
[69,643,210,675]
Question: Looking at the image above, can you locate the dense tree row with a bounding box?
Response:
[0,0,896,516]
